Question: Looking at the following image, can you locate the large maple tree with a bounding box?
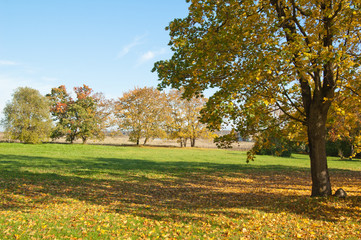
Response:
[153,0,361,196]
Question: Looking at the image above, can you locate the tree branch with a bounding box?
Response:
[280,83,306,117]
[330,2,343,21]
[291,0,312,17]
[344,85,361,97]
[291,0,311,46]
[275,100,306,124]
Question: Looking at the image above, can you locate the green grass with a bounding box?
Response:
[0,143,360,239]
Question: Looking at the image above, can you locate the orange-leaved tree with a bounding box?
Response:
[153,0,361,196]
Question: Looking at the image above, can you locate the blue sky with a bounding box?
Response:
[0,0,190,113]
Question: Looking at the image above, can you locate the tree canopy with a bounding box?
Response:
[153,0,361,196]
[1,87,52,144]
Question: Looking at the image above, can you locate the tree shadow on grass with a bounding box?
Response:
[0,153,360,224]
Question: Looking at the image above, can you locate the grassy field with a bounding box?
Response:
[0,143,360,239]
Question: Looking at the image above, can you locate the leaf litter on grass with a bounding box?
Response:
[0,144,360,239]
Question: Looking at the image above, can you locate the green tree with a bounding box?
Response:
[1,87,52,144]
[153,0,361,196]
[114,87,168,146]
[47,85,108,144]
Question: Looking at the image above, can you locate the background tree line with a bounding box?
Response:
[1,85,358,158]
[1,85,212,147]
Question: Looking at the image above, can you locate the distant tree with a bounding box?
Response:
[47,85,108,144]
[114,87,168,146]
[184,95,214,147]
[72,85,109,144]
[93,92,114,137]
[166,90,189,147]
[166,90,213,147]
[1,87,52,144]
[47,85,73,141]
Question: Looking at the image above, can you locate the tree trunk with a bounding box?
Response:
[69,133,76,144]
[307,106,332,197]
[143,138,148,145]
[183,138,187,147]
[190,138,196,147]
[136,139,140,146]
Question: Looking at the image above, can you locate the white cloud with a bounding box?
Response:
[0,60,18,66]
[137,48,167,65]
[117,34,147,58]
[140,51,155,62]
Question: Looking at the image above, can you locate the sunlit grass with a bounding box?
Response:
[0,143,360,239]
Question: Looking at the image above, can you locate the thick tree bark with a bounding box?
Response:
[307,105,332,197]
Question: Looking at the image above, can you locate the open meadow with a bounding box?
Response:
[0,143,360,239]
